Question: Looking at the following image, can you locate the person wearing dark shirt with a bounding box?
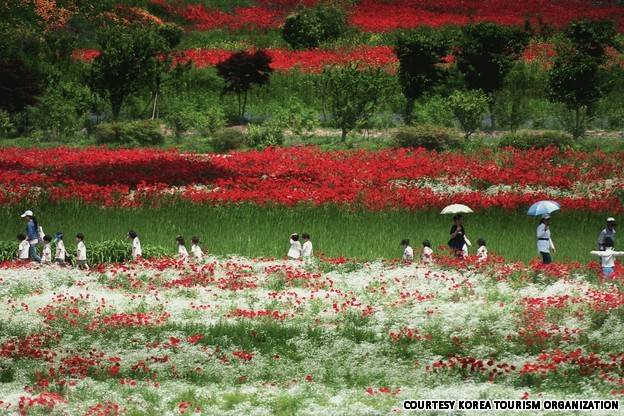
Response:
[597,217,616,250]
[448,214,466,258]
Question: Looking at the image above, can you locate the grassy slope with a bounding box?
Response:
[0,203,609,263]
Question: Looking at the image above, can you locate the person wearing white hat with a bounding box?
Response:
[20,210,41,263]
[597,218,616,251]
[536,214,556,264]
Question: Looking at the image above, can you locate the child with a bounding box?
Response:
[477,238,488,262]
[401,239,414,262]
[17,233,29,262]
[76,233,89,270]
[176,236,189,261]
[41,235,52,264]
[590,237,624,279]
[191,236,204,261]
[462,236,472,258]
[128,230,142,260]
[301,233,313,260]
[288,233,301,260]
[54,232,67,265]
[421,240,433,265]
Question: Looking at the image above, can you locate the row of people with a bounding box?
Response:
[18,230,209,267]
[401,238,488,263]
[17,231,88,269]
[16,210,623,278]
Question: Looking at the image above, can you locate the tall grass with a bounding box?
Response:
[0,203,608,262]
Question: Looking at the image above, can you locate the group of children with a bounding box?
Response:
[18,231,88,269]
[400,238,488,264]
[287,233,313,261]
[176,235,205,261]
[19,230,209,267]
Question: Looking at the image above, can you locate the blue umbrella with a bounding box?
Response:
[527,200,560,217]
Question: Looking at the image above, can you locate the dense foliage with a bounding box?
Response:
[281,5,347,49]
[1,1,624,142]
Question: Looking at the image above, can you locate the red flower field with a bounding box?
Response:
[151,0,624,32]
[1,146,621,211]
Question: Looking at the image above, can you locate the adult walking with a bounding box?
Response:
[537,214,556,264]
[597,217,616,250]
[20,210,41,262]
[448,214,466,258]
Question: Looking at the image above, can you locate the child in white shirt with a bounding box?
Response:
[288,233,301,260]
[477,238,488,262]
[41,235,52,264]
[76,233,89,270]
[401,239,414,262]
[176,236,189,261]
[54,232,67,265]
[421,240,433,265]
[191,236,204,261]
[462,236,472,258]
[17,233,29,262]
[301,233,313,261]
[590,237,624,279]
[128,230,142,260]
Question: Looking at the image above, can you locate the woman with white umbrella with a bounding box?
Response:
[449,214,467,258]
[528,201,559,264]
[537,214,556,264]
[441,204,473,259]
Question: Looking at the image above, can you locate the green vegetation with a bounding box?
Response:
[0,203,610,263]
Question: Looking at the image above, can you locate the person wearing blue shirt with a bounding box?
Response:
[20,210,41,262]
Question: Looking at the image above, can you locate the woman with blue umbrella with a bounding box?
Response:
[528,201,559,264]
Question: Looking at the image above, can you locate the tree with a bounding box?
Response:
[455,22,529,129]
[89,25,169,121]
[447,90,488,139]
[547,20,619,138]
[394,28,450,124]
[495,62,545,132]
[148,23,184,119]
[281,5,347,49]
[0,57,44,114]
[216,50,273,122]
[321,64,391,141]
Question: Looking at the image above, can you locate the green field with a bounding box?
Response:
[0,203,610,263]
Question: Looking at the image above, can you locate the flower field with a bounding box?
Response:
[0,255,623,414]
[0,146,619,261]
[151,0,624,33]
[66,0,624,73]
[1,146,622,212]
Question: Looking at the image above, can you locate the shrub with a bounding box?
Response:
[199,106,227,136]
[282,99,319,139]
[246,120,284,149]
[211,129,246,153]
[321,64,392,141]
[86,240,168,265]
[446,90,489,139]
[27,80,94,140]
[281,6,347,49]
[164,105,226,138]
[498,130,573,150]
[0,110,13,138]
[393,124,461,151]
[0,241,13,263]
[94,120,164,147]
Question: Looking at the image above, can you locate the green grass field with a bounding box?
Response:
[0,203,610,263]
